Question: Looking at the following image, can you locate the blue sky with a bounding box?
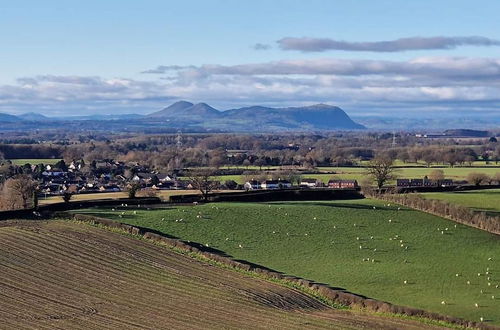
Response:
[1,0,500,116]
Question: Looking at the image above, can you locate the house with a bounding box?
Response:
[244,180,261,190]
[328,179,358,189]
[300,178,321,188]
[261,179,292,190]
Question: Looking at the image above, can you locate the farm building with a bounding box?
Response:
[328,179,359,189]
[261,179,292,190]
[397,178,454,187]
[244,180,261,190]
[300,178,322,188]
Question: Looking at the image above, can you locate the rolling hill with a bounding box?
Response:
[146,101,365,131]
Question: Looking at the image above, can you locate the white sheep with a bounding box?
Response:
[238,244,243,248]
[475,303,479,308]
[403,280,407,284]
[441,301,446,305]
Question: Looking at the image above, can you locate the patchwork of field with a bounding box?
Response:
[0,220,441,330]
[213,166,500,184]
[421,189,500,217]
[83,199,500,325]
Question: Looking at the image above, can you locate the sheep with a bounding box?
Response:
[161,218,165,221]
[488,283,492,286]
[403,280,407,284]
[205,243,209,247]
[400,244,404,248]
[488,257,493,261]
[238,244,243,248]
[272,231,276,234]
[356,237,360,241]
[480,317,484,322]
[478,273,482,277]
[133,211,137,215]
[397,207,401,211]
[373,248,377,252]
[475,303,479,308]
[225,237,229,241]
[359,245,363,250]
[388,219,392,223]
[370,236,374,240]
[441,301,446,305]
[313,217,317,220]
[304,233,308,236]
[441,231,444,235]
[467,281,471,285]
[373,206,376,210]
[455,273,460,277]
[493,296,496,300]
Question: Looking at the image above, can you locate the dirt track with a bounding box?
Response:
[0,220,445,329]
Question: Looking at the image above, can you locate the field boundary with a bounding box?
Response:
[367,192,500,236]
[65,212,495,329]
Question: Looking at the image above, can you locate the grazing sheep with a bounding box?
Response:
[356,237,360,240]
[492,296,495,300]
[205,243,209,247]
[403,280,407,284]
[133,211,137,215]
[313,217,317,220]
[161,218,165,221]
[400,244,404,248]
[373,248,377,252]
[441,231,444,235]
[373,206,376,210]
[272,231,276,234]
[475,303,479,308]
[359,245,363,249]
[480,317,484,322]
[441,301,446,305]
[388,219,392,223]
[456,273,460,277]
[370,236,374,240]
[111,208,115,211]
[467,281,471,285]
[304,233,308,236]
[225,237,229,241]
[238,244,243,248]
[478,273,482,277]
[397,207,401,211]
[488,257,493,261]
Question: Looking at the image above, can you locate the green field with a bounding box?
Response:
[421,189,500,217]
[214,166,500,185]
[80,199,500,324]
[7,158,61,165]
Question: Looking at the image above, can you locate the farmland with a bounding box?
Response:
[82,199,500,325]
[6,158,61,165]
[421,189,500,217]
[0,220,441,330]
[212,166,500,185]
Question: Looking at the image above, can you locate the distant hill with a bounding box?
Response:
[18,112,49,121]
[0,113,22,122]
[146,101,365,131]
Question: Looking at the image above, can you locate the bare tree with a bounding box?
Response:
[2,175,37,210]
[188,168,219,201]
[466,172,489,186]
[428,169,445,181]
[365,157,397,189]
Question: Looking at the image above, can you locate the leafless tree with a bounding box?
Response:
[188,168,219,201]
[1,175,37,210]
[365,157,397,189]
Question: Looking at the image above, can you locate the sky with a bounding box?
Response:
[1,0,500,117]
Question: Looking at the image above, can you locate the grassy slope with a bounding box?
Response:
[0,220,440,330]
[82,199,500,325]
[421,189,500,217]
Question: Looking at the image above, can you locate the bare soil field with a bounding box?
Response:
[0,220,445,329]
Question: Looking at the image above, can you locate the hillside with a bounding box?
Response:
[0,220,443,329]
[146,101,365,131]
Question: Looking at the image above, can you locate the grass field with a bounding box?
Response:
[0,220,440,329]
[421,189,500,217]
[214,166,500,185]
[6,158,62,165]
[82,199,500,325]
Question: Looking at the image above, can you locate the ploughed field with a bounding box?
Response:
[0,220,440,330]
[421,189,500,217]
[83,199,500,325]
